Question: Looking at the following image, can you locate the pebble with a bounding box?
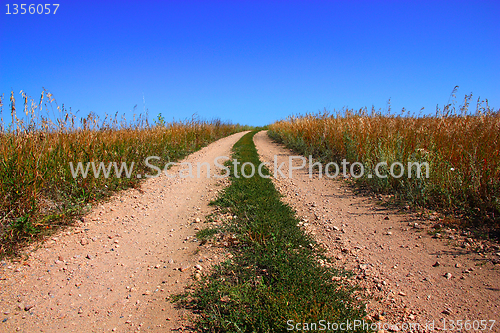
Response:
[444,272,452,279]
[179,265,191,272]
[80,238,89,246]
[432,261,441,267]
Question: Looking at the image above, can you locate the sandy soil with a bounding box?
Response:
[0,131,247,333]
[254,131,500,333]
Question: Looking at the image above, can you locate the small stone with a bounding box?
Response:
[455,263,462,268]
[194,218,201,223]
[442,308,452,315]
[195,265,203,271]
[386,231,392,235]
[432,261,441,267]
[179,265,191,272]
[444,272,452,279]
[24,304,34,311]
[359,264,369,270]
[80,238,89,246]
[384,216,390,220]
[398,291,406,296]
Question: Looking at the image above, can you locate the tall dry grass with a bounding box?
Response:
[0,90,245,254]
[269,93,500,231]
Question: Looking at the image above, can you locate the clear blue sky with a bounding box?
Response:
[1,0,499,126]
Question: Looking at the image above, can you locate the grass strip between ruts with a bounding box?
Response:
[174,130,369,332]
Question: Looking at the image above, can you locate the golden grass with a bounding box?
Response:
[0,90,245,255]
[269,93,500,230]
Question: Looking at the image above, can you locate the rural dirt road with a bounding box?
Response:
[254,131,500,332]
[0,131,247,333]
[1,130,499,333]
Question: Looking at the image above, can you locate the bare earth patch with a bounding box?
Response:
[0,131,247,332]
[254,131,499,332]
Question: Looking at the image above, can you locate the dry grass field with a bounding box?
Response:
[0,90,245,254]
[269,93,500,233]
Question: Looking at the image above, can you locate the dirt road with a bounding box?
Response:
[0,131,247,333]
[254,131,500,332]
[2,130,498,332]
